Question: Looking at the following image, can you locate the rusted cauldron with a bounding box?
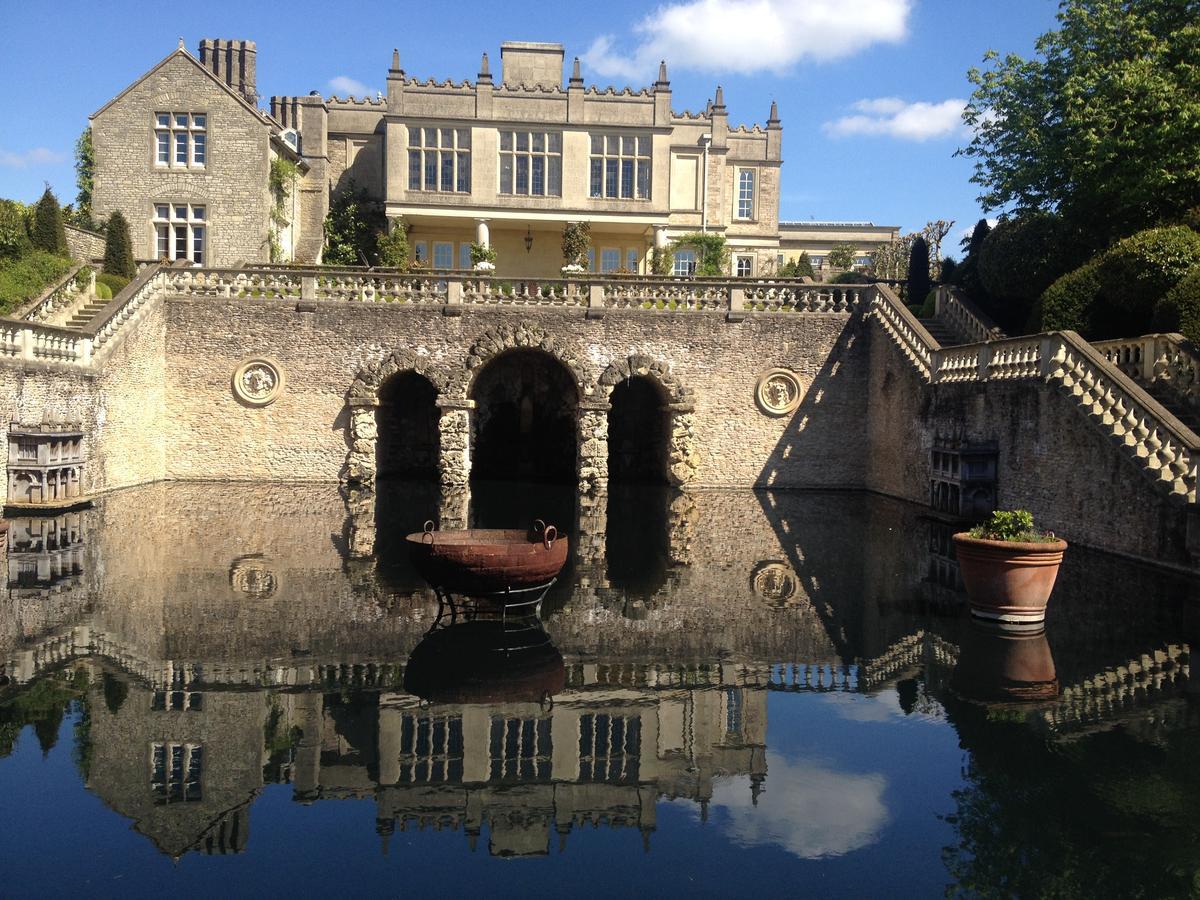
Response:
[405,519,568,595]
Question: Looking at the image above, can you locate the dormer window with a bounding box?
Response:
[155,112,206,169]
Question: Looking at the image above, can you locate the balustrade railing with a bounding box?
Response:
[1093,333,1200,408]
[934,285,1004,344]
[16,263,93,325]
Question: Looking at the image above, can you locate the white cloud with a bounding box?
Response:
[699,755,889,858]
[0,147,67,168]
[328,75,372,97]
[583,0,911,81]
[822,97,967,141]
[959,218,999,244]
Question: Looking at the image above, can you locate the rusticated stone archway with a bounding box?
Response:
[598,355,698,487]
[344,349,451,485]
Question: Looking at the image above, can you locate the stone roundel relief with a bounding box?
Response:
[229,554,278,599]
[750,560,800,607]
[755,368,803,416]
[232,358,284,407]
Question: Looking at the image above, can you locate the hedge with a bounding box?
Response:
[96,272,130,296]
[0,251,74,313]
[1154,268,1200,343]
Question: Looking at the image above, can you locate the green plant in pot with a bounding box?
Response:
[952,510,1067,625]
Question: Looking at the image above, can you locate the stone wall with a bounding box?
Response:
[92,51,272,266]
[864,323,1192,563]
[64,225,106,262]
[162,299,869,489]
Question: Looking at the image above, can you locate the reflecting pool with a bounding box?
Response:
[1,482,1198,897]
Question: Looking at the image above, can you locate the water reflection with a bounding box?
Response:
[0,482,1197,891]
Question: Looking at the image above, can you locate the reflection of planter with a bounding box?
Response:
[952,533,1067,623]
[951,621,1058,703]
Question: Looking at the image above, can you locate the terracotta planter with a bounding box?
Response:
[952,533,1067,624]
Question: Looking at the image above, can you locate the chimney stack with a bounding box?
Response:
[198,39,258,104]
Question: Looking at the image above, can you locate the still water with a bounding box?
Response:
[1,481,1197,898]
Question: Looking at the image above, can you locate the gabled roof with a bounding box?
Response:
[90,43,273,129]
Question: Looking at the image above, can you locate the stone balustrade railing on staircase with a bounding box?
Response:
[870,286,1200,503]
[934,285,1005,345]
[14,263,94,325]
[1093,333,1200,411]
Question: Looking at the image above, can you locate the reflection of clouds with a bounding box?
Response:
[818,690,947,724]
[707,757,889,859]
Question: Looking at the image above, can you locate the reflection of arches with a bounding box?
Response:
[608,376,670,483]
[470,349,579,484]
[598,355,697,487]
[344,349,450,485]
[377,371,439,479]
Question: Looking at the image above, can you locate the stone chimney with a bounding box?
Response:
[198,39,258,104]
[499,41,565,89]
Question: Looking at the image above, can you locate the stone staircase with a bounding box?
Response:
[918,316,969,347]
[1144,383,1200,435]
[63,296,111,330]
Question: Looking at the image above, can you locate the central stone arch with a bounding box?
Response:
[344,349,451,485]
[598,355,698,487]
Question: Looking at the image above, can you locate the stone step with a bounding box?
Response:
[918,318,967,347]
[1144,384,1200,434]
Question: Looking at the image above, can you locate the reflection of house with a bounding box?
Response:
[6,514,85,596]
[6,424,85,506]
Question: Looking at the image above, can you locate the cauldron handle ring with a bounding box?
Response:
[422,520,436,544]
[543,525,557,550]
[532,519,546,535]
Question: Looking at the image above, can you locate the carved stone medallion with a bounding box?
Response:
[755,368,803,416]
[229,554,278,599]
[233,358,283,406]
[750,561,799,606]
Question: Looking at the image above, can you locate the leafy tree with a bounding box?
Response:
[376,218,411,269]
[828,243,856,270]
[960,0,1200,246]
[977,212,1084,330]
[322,180,385,266]
[962,218,991,256]
[0,199,31,259]
[102,210,135,279]
[31,186,67,256]
[907,236,931,305]
[72,128,95,229]
[779,252,814,279]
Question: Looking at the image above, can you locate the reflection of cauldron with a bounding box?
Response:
[404,618,566,704]
[951,620,1059,703]
[406,520,568,595]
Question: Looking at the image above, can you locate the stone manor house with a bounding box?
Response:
[89,37,892,277]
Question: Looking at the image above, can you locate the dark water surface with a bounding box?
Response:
[1,482,1198,898]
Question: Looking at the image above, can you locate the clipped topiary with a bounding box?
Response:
[907,236,930,304]
[94,281,112,300]
[103,210,136,280]
[1037,257,1103,333]
[96,272,130,296]
[1093,226,1200,336]
[830,270,871,284]
[1153,268,1200,343]
[31,186,67,256]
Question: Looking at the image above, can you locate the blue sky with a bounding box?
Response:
[0,0,1059,247]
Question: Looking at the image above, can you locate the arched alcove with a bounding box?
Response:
[376,371,440,479]
[608,375,670,483]
[469,349,579,484]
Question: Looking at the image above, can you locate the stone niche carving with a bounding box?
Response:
[755,368,804,416]
[232,358,284,407]
[229,554,278,599]
[750,560,800,606]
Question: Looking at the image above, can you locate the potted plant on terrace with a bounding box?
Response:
[953,510,1067,624]
[561,222,590,276]
[469,241,496,273]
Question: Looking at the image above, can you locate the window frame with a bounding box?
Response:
[672,249,697,277]
[152,202,206,265]
[735,255,754,277]
[589,133,652,201]
[735,168,756,221]
[498,129,562,197]
[154,112,207,171]
[407,126,471,194]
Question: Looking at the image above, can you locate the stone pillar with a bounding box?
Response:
[437,398,474,488]
[342,484,376,558]
[345,398,378,485]
[475,219,490,249]
[666,403,699,487]
[577,401,609,495]
[377,705,402,786]
[654,225,669,249]
[438,483,471,531]
[576,489,608,568]
[462,707,491,783]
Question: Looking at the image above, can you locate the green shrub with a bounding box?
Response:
[976,213,1086,332]
[968,509,1057,543]
[673,232,729,276]
[102,210,135,279]
[1034,226,1200,337]
[0,250,74,313]
[1037,257,1103,333]
[561,222,591,268]
[830,270,870,284]
[96,272,130,296]
[828,243,856,270]
[907,236,931,304]
[94,281,112,300]
[918,290,937,318]
[376,219,411,269]
[30,187,67,256]
[1154,268,1200,343]
[0,199,31,259]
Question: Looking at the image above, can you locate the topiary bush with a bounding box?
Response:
[830,270,871,284]
[907,236,931,304]
[102,210,135,280]
[96,272,130,296]
[31,187,67,256]
[94,281,112,300]
[376,219,411,269]
[1153,268,1200,343]
[1034,226,1200,338]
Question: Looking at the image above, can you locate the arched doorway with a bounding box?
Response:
[375,371,440,479]
[608,375,670,484]
[470,349,579,484]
